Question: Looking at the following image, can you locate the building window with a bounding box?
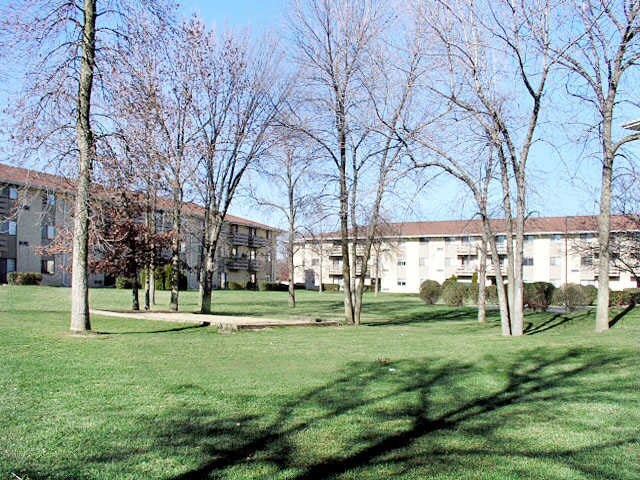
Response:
[419,257,427,266]
[446,237,457,243]
[47,193,56,206]
[6,258,16,272]
[550,256,560,266]
[580,233,593,240]
[231,247,237,257]
[266,230,271,239]
[523,257,534,266]
[266,253,272,263]
[249,227,256,238]
[551,234,562,241]
[311,258,319,266]
[525,235,534,243]
[8,187,17,200]
[419,237,429,243]
[249,249,256,260]
[495,235,505,244]
[41,259,55,275]
[1,221,17,236]
[581,256,593,267]
[250,273,256,284]
[397,279,406,286]
[41,225,55,240]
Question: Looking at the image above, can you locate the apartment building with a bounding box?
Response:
[294,216,640,293]
[0,163,277,288]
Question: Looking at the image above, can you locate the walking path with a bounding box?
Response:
[91,309,338,330]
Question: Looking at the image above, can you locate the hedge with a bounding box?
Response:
[7,272,42,285]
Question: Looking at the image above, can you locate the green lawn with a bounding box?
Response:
[1,286,638,479]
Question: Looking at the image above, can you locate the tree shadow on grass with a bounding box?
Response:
[143,349,629,479]
[364,306,501,327]
[524,310,590,335]
[609,303,636,328]
[95,322,210,335]
[13,349,635,479]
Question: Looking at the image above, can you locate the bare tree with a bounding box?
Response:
[248,127,316,307]
[554,0,640,331]
[289,0,419,325]
[411,0,562,336]
[0,1,172,331]
[187,24,286,314]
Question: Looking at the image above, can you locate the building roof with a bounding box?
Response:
[0,162,276,231]
[316,215,639,240]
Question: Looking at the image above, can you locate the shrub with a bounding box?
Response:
[115,276,140,289]
[143,264,188,291]
[468,274,479,303]
[610,288,640,306]
[259,282,289,292]
[228,281,244,290]
[580,284,598,306]
[485,285,498,304]
[441,280,467,307]
[7,272,42,285]
[322,283,340,292]
[552,283,587,311]
[523,282,555,312]
[442,275,458,289]
[623,288,640,305]
[419,280,441,305]
[245,282,257,291]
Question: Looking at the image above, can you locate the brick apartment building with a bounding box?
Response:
[0,163,277,288]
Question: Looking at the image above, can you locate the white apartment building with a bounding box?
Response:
[294,216,640,293]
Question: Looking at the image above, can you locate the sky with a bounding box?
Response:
[177,1,638,227]
[1,1,638,230]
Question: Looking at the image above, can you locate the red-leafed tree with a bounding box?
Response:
[91,190,171,311]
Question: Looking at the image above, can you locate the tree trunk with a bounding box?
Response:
[511,175,526,336]
[200,215,223,314]
[477,233,487,323]
[70,0,97,333]
[170,186,182,312]
[482,217,511,335]
[131,274,140,311]
[288,218,296,308]
[596,153,613,332]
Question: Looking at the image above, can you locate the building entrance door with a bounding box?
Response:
[0,259,6,284]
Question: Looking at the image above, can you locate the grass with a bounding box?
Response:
[1,286,639,479]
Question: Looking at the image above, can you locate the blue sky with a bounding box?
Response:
[1,1,638,228]
[181,0,285,30]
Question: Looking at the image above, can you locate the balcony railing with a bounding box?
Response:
[328,245,365,257]
[487,264,507,275]
[328,265,365,276]
[227,232,269,248]
[224,257,260,271]
[456,244,479,255]
[456,264,477,275]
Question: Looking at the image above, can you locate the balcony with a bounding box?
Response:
[487,264,507,276]
[329,245,365,257]
[227,232,269,248]
[328,265,365,276]
[224,257,260,271]
[456,244,478,256]
[456,264,477,276]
